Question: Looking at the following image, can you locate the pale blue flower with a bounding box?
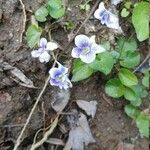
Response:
[49,63,72,90]
[31,38,58,63]
[71,35,105,63]
[94,2,121,30]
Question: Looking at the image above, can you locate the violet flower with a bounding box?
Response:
[94,2,121,30]
[71,35,105,63]
[49,63,72,90]
[31,38,58,63]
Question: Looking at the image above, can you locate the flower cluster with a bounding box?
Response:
[94,2,121,30]
[31,38,72,90]
[31,38,58,63]
[31,2,122,90]
[49,62,72,90]
[71,35,105,63]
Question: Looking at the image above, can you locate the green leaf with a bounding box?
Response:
[119,68,138,87]
[49,7,65,19]
[128,84,148,106]
[130,98,142,107]
[35,6,48,22]
[100,41,110,51]
[116,37,137,59]
[132,2,150,41]
[89,52,114,75]
[110,50,120,63]
[26,25,42,48]
[125,105,150,138]
[47,0,65,19]
[125,104,140,120]
[121,8,130,17]
[120,51,140,69]
[125,2,132,9]
[72,60,93,82]
[136,114,149,138]
[133,84,148,98]
[105,78,125,98]
[124,87,137,101]
[48,0,62,9]
[142,70,149,88]
[72,59,84,73]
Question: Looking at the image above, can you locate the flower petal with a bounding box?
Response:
[71,47,82,58]
[39,38,47,48]
[58,63,68,74]
[98,2,106,11]
[89,35,96,44]
[94,2,106,19]
[49,68,61,78]
[46,42,58,51]
[105,13,120,29]
[31,50,41,58]
[75,35,90,48]
[50,78,60,86]
[39,51,50,63]
[80,51,96,64]
[91,44,105,54]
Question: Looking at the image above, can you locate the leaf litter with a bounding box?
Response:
[0,61,35,88]
[64,110,95,150]
[76,100,97,118]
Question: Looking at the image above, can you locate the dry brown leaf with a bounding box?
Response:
[1,62,34,88]
[64,113,95,150]
[51,89,70,112]
[76,100,97,118]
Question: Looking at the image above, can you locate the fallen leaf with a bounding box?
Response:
[76,100,97,118]
[51,88,70,112]
[10,68,33,86]
[64,112,95,150]
[1,62,34,87]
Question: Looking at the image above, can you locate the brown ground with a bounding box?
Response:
[0,0,149,150]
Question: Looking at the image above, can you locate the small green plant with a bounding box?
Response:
[121,1,132,17]
[26,0,65,48]
[35,0,65,21]
[80,0,92,11]
[121,1,150,41]
[72,36,149,137]
[125,105,149,138]
[26,23,42,48]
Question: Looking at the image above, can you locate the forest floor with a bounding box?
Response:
[0,0,149,150]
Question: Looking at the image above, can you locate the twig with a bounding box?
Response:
[30,116,59,150]
[133,50,150,73]
[10,77,39,89]
[13,60,57,150]
[13,75,51,150]
[64,0,101,50]
[19,0,26,43]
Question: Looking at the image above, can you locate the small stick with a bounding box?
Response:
[30,116,59,150]
[13,57,57,150]
[13,75,51,150]
[64,0,101,50]
[19,0,26,43]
